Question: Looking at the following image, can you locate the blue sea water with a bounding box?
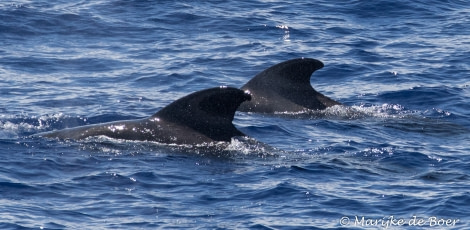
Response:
[1,0,470,229]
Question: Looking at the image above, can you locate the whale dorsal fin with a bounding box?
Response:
[239,58,340,113]
[154,87,251,142]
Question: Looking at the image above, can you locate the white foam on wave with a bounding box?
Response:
[225,136,284,157]
[0,113,79,139]
[273,104,423,120]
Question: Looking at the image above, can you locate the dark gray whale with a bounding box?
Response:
[237,58,341,113]
[38,87,251,145]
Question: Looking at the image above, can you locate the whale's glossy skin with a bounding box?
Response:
[238,58,341,113]
[38,87,251,145]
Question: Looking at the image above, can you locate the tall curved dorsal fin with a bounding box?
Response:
[154,87,251,142]
[246,58,324,86]
[238,58,340,113]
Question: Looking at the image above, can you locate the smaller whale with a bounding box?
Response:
[237,58,341,113]
[37,87,251,145]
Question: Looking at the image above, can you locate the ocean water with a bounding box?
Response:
[1,0,470,229]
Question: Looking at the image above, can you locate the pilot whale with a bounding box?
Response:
[38,87,251,145]
[238,58,341,113]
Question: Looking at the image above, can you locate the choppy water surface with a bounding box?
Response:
[1,1,469,229]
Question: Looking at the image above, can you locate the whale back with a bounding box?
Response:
[39,87,251,144]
